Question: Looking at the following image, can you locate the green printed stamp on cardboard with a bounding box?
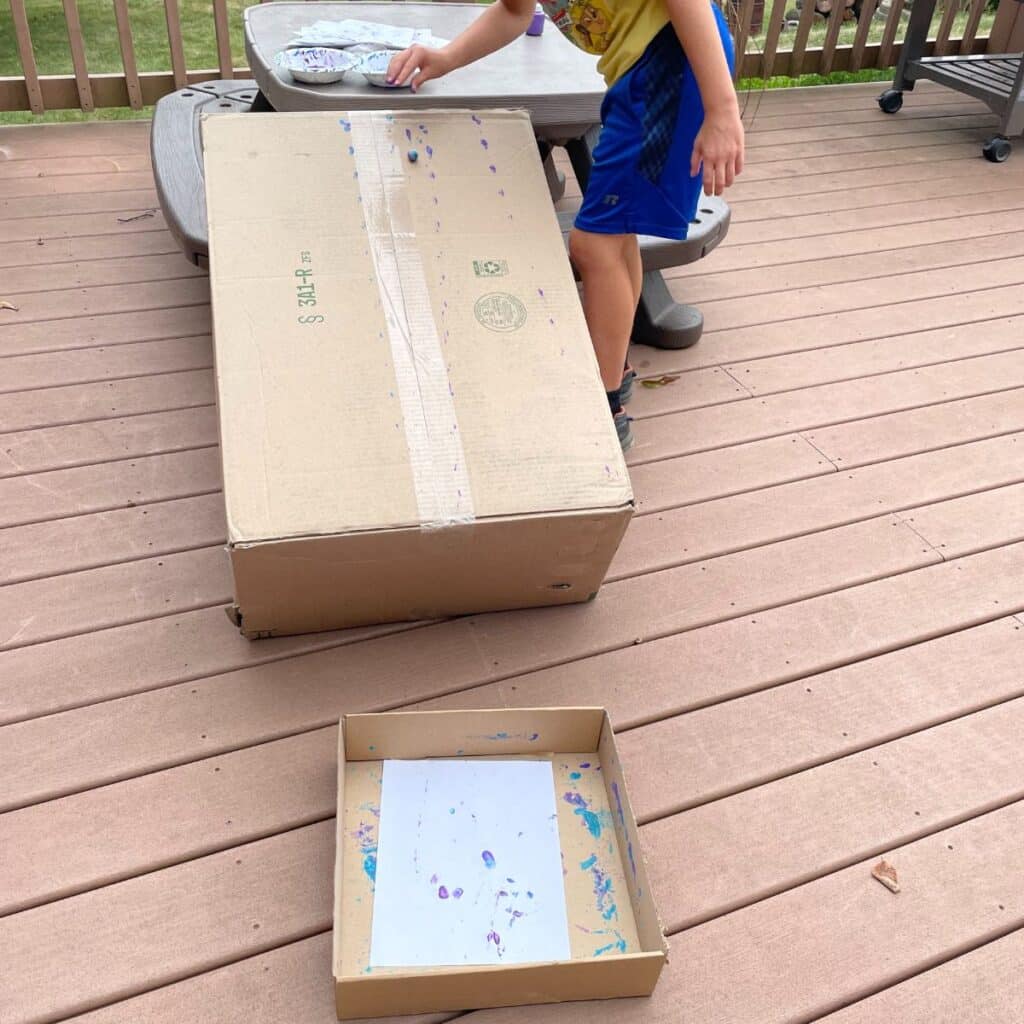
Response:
[473,259,509,278]
[475,293,527,333]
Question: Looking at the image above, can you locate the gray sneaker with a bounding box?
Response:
[614,409,634,451]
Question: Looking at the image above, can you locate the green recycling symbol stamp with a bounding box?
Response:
[475,293,527,333]
[473,259,509,278]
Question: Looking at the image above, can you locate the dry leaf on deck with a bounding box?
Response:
[871,859,900,893]
[0,300,19,312]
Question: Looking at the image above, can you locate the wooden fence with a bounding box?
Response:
[1,0,1019,114]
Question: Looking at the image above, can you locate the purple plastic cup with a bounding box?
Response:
[526,5,545,35]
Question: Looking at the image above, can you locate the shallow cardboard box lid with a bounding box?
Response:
[333,708,668,1018]
[202,109,631,548]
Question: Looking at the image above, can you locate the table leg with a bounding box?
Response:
[536,140,567,203]
[892,0,934,91]
[564,131,705,351]
[249,90,275,112]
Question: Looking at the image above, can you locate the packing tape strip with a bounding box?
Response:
[349,114,475,530]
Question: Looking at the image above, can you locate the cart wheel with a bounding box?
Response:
[983,136,1012,163]
[878,89,903,114]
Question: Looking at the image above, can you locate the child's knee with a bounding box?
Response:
[569,228,626,274]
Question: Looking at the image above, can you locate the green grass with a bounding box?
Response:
[0,0,250,79]
[0,0,998,122]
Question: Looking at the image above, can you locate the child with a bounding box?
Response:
[388,0,744,450]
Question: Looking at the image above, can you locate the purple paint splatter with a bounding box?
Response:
[453,888,464,899]
[563,792,586,808]
[438,886,449,899]
[482,850,496,869]
[611,782,626,828]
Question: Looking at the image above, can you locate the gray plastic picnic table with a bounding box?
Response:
[151,1,731,349]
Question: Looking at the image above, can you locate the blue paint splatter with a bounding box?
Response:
[426,145,434,157]
[348,144,355,155]
[580,854,597,870]
[482,850,496,869]
[576,809,602,838]
[527,891,534,899]
[363,853,377,882]
[569,772,582,781]
[453,888,464,899]
[449,807,456,815]
[594,942,615,956]
[339,118,351,132]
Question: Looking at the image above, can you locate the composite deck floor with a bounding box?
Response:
[2,80,1024,1024]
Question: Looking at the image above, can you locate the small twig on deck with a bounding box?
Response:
[118,209,157,223]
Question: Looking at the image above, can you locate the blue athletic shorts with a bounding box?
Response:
[575,11,735,241]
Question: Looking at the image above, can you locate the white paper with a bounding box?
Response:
[370,759,571,968]
[289,20,449,51]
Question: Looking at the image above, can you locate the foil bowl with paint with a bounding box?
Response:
[277,46,359,85]
[357,49,409,88]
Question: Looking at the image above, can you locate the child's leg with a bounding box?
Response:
[569,228,638,392]
[625,235,643,309]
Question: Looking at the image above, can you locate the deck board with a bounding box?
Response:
[2,81,1024,1023]
[0,514,938,809]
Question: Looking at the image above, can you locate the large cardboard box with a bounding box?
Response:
[202,110,632,638]
[334,708,667,1019]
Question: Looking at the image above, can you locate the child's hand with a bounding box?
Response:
[691,109,745,196]
[387,46,455,91]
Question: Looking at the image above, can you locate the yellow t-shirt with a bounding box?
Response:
[539,0,671,85]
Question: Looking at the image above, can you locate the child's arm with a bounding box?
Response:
[387,0,536,90]
[665,0,745,195]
